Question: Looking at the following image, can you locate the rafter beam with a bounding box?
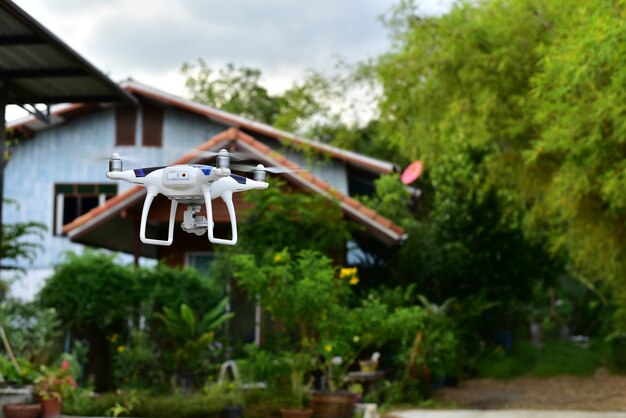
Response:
[0,34,43,46]
[0,68,86,79]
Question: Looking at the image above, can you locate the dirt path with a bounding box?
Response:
[432,370,626,411]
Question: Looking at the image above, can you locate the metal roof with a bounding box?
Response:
[0,0,135,104]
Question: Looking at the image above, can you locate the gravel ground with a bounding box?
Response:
[431,369,626,411]
[389,410,626,418]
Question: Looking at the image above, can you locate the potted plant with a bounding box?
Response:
[280,353,313,418]
[222,382,245,418]
[33,360,77,418]
[0,356,41,418]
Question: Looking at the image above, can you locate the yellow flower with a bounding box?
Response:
[117,345,126,353]
[324,344,333,353]
[340,267,358,279]
[273,254,282,263]
[349,276,359,285]
[353,335,360,343]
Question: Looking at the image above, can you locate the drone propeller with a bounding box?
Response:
[93,152,140,163]
[187,149,250,161]
[230,163,307,174]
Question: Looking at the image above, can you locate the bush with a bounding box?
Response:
[476,340,608,378]
[63,388,291,418]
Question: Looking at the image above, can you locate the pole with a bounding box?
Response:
[0,83,6,277]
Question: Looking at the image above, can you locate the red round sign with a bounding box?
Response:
[401,160,423,185]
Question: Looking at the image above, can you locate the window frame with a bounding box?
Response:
[53,183,117,235]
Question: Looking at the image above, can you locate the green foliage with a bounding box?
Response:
[134,263,224,322]
[156,299,233,374]
[238,179,349,258]
[181,60,330,133]
[234,249,343,350]
[38,251,133,329]
[476,340,608,378]
[0,356,38,384]
[358,174,413,226]
[113,330,164,389]
[38,251,227,390]
[0,300,62,364]
[237,344,290,388]
[521,0,626,290]
[377,0,626,314]
[182,61,278,124]
[64,388,289,418]
[373,0,571,320]
[0,200,46,274]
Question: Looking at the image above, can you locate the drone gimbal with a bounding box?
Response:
[106,150,268,246]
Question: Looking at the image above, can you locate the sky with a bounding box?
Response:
[7,0,454,121]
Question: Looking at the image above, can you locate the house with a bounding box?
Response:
[6,80,405,299]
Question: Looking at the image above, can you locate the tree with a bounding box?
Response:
[369,0,587,327]
[379,0,626,286]
[236,178,350,260]
[38,251,225,390]
[521,0,626,288]
[181,60,330,133]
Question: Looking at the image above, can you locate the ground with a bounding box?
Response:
[431,369,626,410]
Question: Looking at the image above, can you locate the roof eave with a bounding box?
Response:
[1,1,137,106]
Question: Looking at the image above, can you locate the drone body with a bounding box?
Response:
[106,150,268,246]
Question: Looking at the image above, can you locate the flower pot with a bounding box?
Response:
[310,391,355,418]
[0,386,34,418]
[2,403,41,418]
[358,360,377,372]
[280,408,313,418]
[39,399,61,418]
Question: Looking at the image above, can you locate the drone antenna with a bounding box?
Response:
[109,153,123,172]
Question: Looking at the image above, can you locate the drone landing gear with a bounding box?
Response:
[181,205,208,236]
[138,187,239,246]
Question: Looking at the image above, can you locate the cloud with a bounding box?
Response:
[12,0,453,97]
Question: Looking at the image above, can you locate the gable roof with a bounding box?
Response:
[63,128,407,247]
[8,80,396,175]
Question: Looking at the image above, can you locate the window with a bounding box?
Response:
[115,105,137,146]
[53,184,117,235]
[142,102,163,147]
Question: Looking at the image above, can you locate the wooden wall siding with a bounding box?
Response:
[142,102,163,147]
[4,109,120,268]
[115,105,137,146]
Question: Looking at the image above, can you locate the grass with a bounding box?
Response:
[475,339,608,378]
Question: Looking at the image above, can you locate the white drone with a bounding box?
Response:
[106,150,269,246]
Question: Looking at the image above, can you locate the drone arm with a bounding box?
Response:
[140,189,178,246]
[106,169,145,185]
[202,186,238,246]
